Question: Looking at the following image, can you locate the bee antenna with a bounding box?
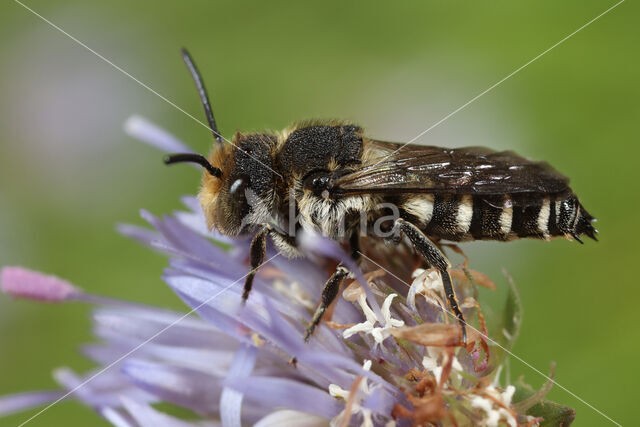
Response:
[180,48,223,147]
[164,153,223,178]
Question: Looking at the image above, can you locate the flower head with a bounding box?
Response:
[0,117,573,426]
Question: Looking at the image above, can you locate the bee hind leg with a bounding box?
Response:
[242,224,270,301]
[304,264,350,342]
[392,218,467,345]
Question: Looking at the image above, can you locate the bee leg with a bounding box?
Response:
[242,224,270,302]
[349,232,361,262]
[392,218,467,345]
[304,264,350,342]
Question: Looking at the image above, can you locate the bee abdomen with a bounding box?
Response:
[427,194,473,240]
[468,194,513,240]
[469,192,597,241]
[470,191,597,241]
[402,191,596,242]
[508,194,550,239]
[403,194,495,241]
[402,194,474,241]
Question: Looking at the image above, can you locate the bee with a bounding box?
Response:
[166,49,597,343]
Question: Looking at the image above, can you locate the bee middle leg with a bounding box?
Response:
[303,232,361,342]
[392,218,467,344]
[304,264,350,342]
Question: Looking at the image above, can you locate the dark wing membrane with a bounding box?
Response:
[332,141,569,196]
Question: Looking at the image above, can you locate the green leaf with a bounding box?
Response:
[513,380,576,426]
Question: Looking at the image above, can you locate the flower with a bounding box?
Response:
[0,116,572,426]
[407,268,444,312]
[342,293,404,346]
[329,360,376,427]
[469,385,517,427]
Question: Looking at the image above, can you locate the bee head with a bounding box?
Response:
[196,132,275,236]
[166,134,275,236]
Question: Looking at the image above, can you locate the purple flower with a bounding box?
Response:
[0,117,563,426]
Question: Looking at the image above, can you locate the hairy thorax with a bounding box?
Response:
[295,189,378,240]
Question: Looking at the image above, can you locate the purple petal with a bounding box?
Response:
[226,377,342,419]
[0,391,64,416]
[220,344,257,427]
[254,410,328,427]
[362,387,396,417]
[100,407,137,427]
[167,258,248,290]
[124,115,194,155]
[120,397,205,427]
[82,343,131,366]
[167,273,311,355]
[141,211,227,264]
[267,254,326,296]
[163,274,247,340]
[176,196,249,247]
[122,359,221,415]
[138,346,236,375]
[173,210,213,239]
[226,344,258,381]
[171,259,310,321]
[141,212,254,285]
[83,343,236,377]
[180,195,201,212]
[295,351,398,396]
[240,295,308,357]
[53,367,156,409]
[116,223,161,247]
[91,307,236,350]
[170,259,310,321]
[174,196,242,245]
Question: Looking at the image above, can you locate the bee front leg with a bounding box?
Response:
[392,218,467,345]
[304,264,350,342]
[242,224,270,301]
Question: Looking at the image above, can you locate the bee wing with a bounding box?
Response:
[332,141,569,196]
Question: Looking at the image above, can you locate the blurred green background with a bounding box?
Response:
[0,1,638,425]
